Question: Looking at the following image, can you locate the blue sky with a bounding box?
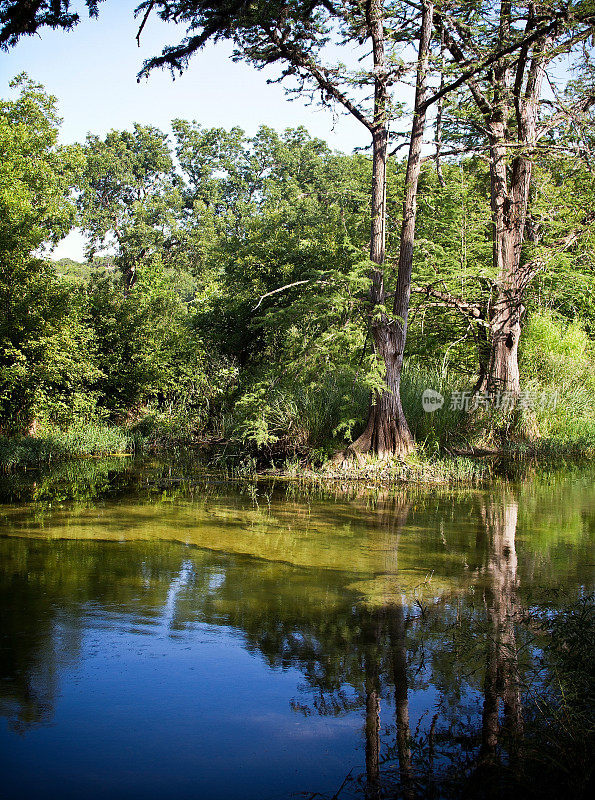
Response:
[0,0,374,259]
[0,1,369,149]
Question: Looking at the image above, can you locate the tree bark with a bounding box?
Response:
[481,14,552,397]
[484,125,523,396]
[435,29,446,188]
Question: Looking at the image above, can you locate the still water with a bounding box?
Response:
[0,461,593,799]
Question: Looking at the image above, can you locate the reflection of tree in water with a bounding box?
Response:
[0,539,82,732]
[368,494,527,800]
[409,495,526,799]
[221,489,588,800]
[476,500,522,782]
[0,538,192,731]
[0,458,134,504]
[0,478,591,798]
[391,491,591,800]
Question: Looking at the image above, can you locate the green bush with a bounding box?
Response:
[521,310,591,384]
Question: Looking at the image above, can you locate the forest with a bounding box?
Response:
[1,0,594,476]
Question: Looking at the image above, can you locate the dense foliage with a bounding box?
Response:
[0,74,594,464]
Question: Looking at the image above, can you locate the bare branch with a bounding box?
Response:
[265,25,374,132]
[136,0,154,47]
[253,279,311,310]
[420,145,488,162]
[430,16,492,117]
[537,93,595,140]
[424,7,589,116]
[412,284,487,324]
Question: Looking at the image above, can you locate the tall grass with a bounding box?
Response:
[0,423,133,472]
[226,369,370,463]
[399,363,468,451]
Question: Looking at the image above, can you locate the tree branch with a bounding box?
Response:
[517,210,595,291]
[136,0,154,46]
[265,24,374,132]
[412,284,487,324]
[424,7,588,116]
[253,279,311,310]
[430,16,492,117]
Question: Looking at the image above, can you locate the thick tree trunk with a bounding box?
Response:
[350,0,433,460]
[486,288,522,396]
[352,294,412,458]
[483,22,550,397]
[388,0,434,450]
[483,125,524,396]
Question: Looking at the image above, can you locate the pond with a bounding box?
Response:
[0,461,593,799]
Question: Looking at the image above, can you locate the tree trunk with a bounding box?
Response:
[486,288,522,396]
[482,123,524,397]
[483,21,551,397]
[350,0,433,460]
[435,28,446,188]
[352,291,413,457]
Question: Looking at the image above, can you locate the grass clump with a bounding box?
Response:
[0,422,132,472]
[223,369,370,464]
[400,363,468,450]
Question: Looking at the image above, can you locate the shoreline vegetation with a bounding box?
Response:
[1,415,592,485]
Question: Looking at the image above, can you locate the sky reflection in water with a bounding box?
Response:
[0,463,593,799]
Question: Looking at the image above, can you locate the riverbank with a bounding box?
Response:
[1,422,593,484]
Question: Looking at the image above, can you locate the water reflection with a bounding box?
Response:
[477,499,522,783]
[0,466,593,799]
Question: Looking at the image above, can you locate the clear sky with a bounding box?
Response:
[0,1,376,260]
